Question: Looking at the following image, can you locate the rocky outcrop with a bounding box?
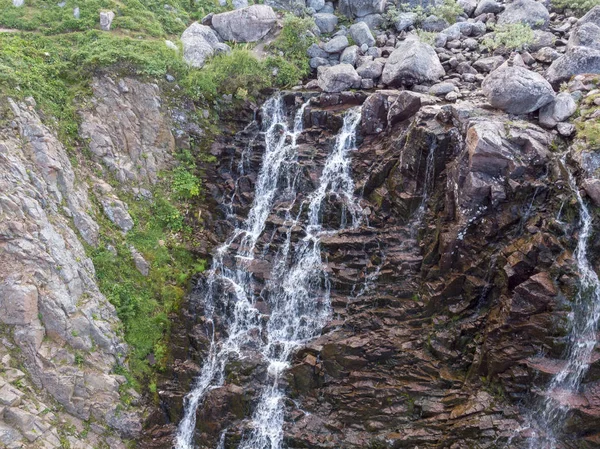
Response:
[79,77,175,185]
[0,97,141,448]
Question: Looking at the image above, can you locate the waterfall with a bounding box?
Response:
[527,162,600,448]
[175,96,364,449]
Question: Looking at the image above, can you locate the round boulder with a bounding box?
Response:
[211,5,277,42]
[482,64,555,114]
[497,0,549,29]
[381,38,445,86]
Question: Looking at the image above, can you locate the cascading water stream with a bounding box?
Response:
[238,107,363,449]
[175,95,308,449]
[175,96,364,449]
[527,161,600,448]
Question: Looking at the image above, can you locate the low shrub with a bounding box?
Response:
[551,0,600,16]
[482,23,535,51]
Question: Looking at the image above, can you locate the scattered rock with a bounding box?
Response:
[395,12,417,32]
[308,0,325,10]
[130,247,150,276]
[340,45,360,66]
[314,13,338,33]
[482,64,555,114]
[568,22,600,50]
[557,122,575,137]
[211,5,277,42]
[99,11,115,31]
[323,35,350,53]
[356,60,384,79]
[474,0,503,16]
[422,14,449,32]
[458,0,477,17]
[583,178,600,206]
[308,43,329,59]
[317,64,362,92]
[12,0,24,6]
[538,92,577,128]
[349,21,376,47]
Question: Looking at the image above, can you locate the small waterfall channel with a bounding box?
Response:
[175,94,364,449]
[527,161,600,448]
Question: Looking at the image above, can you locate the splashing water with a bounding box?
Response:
[175,97,364,449]
[527,162,600,448]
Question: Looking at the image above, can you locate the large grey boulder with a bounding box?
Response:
[568,22,600,50]
[497,0,549,29]
[211,5,277,42]
[482,64,555,114]
[349,21,376,47]
[381,38,445,86]
[538,92,577,128]
[339,0,385,18]
[181,22,225,68]
[314,13,338,33]
[323,35,349,53]
[307,43,329,59]
[317,64,362,92]
[546,46,600,87]
[577,5,600,28]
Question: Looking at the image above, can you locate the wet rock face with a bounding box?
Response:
[150,89,600,448]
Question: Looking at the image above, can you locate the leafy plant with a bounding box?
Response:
[172,166,201,199]
[482,23,535,51]
[267,14,317,86]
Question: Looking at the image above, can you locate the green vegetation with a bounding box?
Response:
[429,0,463,25]
[383,0,463,30]
[482,23,535,51]
[0,0,200,36]
[267,14,317,86]
[91,185,206,383]
[416,29,437,45]
[551,0,600,16]
[575,91,600,149]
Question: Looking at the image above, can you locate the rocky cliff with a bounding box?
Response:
[0,75,181,448]
[148,82,600,449]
